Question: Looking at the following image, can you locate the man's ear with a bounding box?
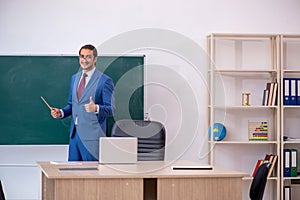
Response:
[94,56,98,65]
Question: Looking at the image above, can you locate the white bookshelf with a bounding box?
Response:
[280,34,300,200]
[207,33,280,200]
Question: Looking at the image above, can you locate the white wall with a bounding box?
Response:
[1,0,300,199]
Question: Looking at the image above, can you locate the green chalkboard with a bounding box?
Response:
[0,55,144,144]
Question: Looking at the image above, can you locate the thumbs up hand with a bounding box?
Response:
[85,96,97,113]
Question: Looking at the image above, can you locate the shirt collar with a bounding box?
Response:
[82,68,95,78]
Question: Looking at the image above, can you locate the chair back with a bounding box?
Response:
[249,162,272,200]
[0,180,5,200]
[111,120,166,161]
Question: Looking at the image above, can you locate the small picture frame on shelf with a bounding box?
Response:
[248,120,268,141]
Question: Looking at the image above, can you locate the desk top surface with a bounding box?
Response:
[37,160,248,179]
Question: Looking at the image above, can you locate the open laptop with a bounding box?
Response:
[99,137,138,164]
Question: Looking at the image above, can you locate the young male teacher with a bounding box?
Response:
[51,44,115,161]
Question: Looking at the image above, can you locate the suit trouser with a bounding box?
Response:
[68,128,97,161]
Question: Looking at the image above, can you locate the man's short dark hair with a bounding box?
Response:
[79,44,98,57]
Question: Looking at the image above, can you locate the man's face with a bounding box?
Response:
[79,49,97,72]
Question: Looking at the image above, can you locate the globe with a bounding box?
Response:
[208,123,226,141]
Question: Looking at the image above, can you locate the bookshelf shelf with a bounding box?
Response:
[209,105,278,109]
[282,69,300,73]
[283,177,300,180]
[283,105,300,109]
[283,141,300,144]
[242,176,278,181]
[209,141,278,144]
[209,69,277,73]
[207,33,280,200]
[208,70,277,78]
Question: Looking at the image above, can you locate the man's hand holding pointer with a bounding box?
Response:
[51,108,62,118]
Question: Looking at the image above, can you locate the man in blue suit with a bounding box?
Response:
[51,44,115,161]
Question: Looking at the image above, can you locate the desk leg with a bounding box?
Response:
[41,173,54,200]
[157,177,242,200]
[144,178,157,200]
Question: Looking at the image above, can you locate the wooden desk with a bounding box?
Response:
[37,160,247,200]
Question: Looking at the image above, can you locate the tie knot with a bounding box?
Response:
[83,73,88,78]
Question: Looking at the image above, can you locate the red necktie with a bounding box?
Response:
[77,73,87,100]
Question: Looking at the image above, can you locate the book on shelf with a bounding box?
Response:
[284,186,291,200]
[268,82,274,106]
[264,154,278,178]
[267,154,278,178]
[252,159,265,177]
[284,149,291,177]
[262,89,269,106]
[297,78,300,105]
[283,78,290,105]
[271,82,278,106]
[291,79,296,105]
[291,149,298,177]
[263,82,271,106]
[251,154,278,178]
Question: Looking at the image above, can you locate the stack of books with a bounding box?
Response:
[248,121,268,141]
[262,82,278,106]
[252,154,278,177]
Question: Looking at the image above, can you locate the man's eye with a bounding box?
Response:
[80,55,92,59]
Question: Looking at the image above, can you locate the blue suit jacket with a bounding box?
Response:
[62,69,115,159]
